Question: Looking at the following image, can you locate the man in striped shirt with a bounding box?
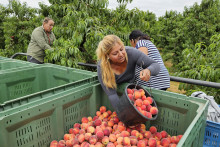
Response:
[129,30,170,90]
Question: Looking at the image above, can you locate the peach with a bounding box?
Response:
[171,136,179,144]
[120,131,130,137]
[123,137,131,146]
[145,111,152,119]
[94,142,103,147]
[150,107,158,115]
[100,106,107,113]
[141,104,146,110]
[81,123,89,130]
[77,134,85,143]
[139,89,145,96]
[113,117,120,124]
[73,145,80,147]
[69,128,74,134]
[148,138,157,147]
[79,129,85,134]
[109,134,117,142]
[107,110,112,115]
[88,116,93,122]
[137,140,146,147]
[131,130,140,138]
[130,136,138,145]
[50,140,58,147]
[142,95,147,100]
[103,128,111,136]
[115,145,123,147]
[155,132,162,140]
[135,99,143,107]
[89,135,98,145]
[149,126,157,134]
[87,126,95,134]
[161,138,170,147]
[169,144,177,147]
[102,136,110,145]
[107,142,115,147]
[128,94,134,101]
[58,140,65,147]
[103,112,109,118]
[117,136,123,144]
[84,133,92,141]
[81,142,90,147]
[146,97,153,104]
[81,117,89,123]
[72,139,79,145]
[64,134,74,141]
[106,126,113,133]
[144,131,152,139]
[96,111,101,116]
[146,105,152,112]
[137,133,144,140]
[94,119,102,126]
[66,139,74,146]
[161,131,168,138]
[127,88,134,94]
[177,135,183,140]
[96,130,104,140]
[108,120,115,127]
[117,125,126,132]
[143,100,150,106]
[73,123,81,129]
[93,115,99,121]
[134,91,141,99]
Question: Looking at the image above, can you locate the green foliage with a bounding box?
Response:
[176,34,220,103]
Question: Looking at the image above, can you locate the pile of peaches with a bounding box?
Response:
[127,88,158,119]
[50,106,182,147]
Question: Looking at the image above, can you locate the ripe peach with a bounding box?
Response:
[73,144,80,147]
[148,138,157,147]
[96,111,101,116]
[117,125,126,132]
[81,123,89,130]
[66,139,74,146]
[161,138,170,147]
[121,131,130,137]
[79,129,85,134]
[94,142,103,147]
[123,137,131,146]
[134,91,141,99]
[81,141,90,147]
[171,136,179,144]
[93,116,99,121]
[137,133,144,140]
[177,135,183,140]
[103,128,111,136]
[109,134,117,142]
[50,140,58,147]
[107,142,115,147]
[129,136,138,145]
[127,88,134,94]
[84,133,92,141]
[81,117,89,123]
[149,126,157,134]
[155,132,162,140]
[139,89,145,96]
[64,134,74,141]
[146,97,153,104]
[160,131,168,138]
[146,105,152,112]
[108,120,114,127]
[102,136,110,145]
[144,131,152,139]
[73,123,81,129]
[142,95,147,100]
[58,140,65,147]
[100,106,107,113]
[135,99,143,107]
[103,112,109,118]
[113,117,119,124]
[96,130,104,140]
[131,130,140,138]
[88,116,93,122]
[143,100,150,106]
[169,143,177,147]
[141,104,147,110]
[107,110,112,115]
[89,135,98,145]
[106,126,113,133]
[137,140,146,147]
[128,93,134,101]
[94,119,102,126]
[150,107,158,115]
[146,111,152,119]
[117,136,123,145]
[87,126,95,134]
[77,134,85,143]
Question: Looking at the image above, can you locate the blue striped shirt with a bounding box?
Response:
[135,40,170,89]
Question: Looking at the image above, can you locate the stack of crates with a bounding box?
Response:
[0,56,209,147]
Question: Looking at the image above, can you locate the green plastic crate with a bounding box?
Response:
[0,56,10,61]
[0,64,97,104]
[0,60,37,72]
[0,83,208,147]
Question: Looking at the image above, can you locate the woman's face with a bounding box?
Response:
[43,20,54,33]
[108,43,126,64]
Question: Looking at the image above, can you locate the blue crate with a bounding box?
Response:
[203,105,220,147]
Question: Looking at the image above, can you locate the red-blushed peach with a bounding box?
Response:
[106,142,115,147]
[169,143,177,147]
[103,112,109,118]
[126,127,132,134]
[117,125,126,132]
[130,136,138,146]
[131,130,140,138]
[160,131,168,138]
[81,123,89,130]
[84,133,92,141]
[139,89,145,96]
[66,139,74,146]
[109,134,117,142]
[177,135,183,140]
[63,134,74,141]
[113,117,120,124]
[69,128,74,134]
[73,145,80,147]
[134,91,142,99]
[58,140,65,147]
[88,116,93,122]
[96,111,101,116]
[155,132,162,140]
[95,126,102,134]
[50,140,58,147]
[148,138,157,147]
[150,107,158,115]
[142,95,147,100]
[94,142,103,147]
[93,115,99,121]
[116,144,123,147]
[103,128,111,136]
[106,126,113,133]
[171,136,179,144]
[108,120,115,127]
[123,137,131,146]
[127,88,134,94]
[128,93,134,101]
[117,121,124,126]
[137,133,144,140]
[120,131,130,137]
[96,130,104,140]
[100,106,107,113]
[81,117,89,123]
[143,100,150,106]
[81,141,90,147]
[145,111,152,119]
[161,138,170,147]
[144,131,152,139]
[90,145,95,147]
[135,99,143,107]
[77,134,85,143]
[136,106,142,112]
[107,110,112,115]
[87,126,95,134]
[89,135,98,145]
[102,136,110,145]
[137,140,146,147]
[71,138,79,146]
[146,105,152,112]
[143,138,149,146]
[94,119,102,127]
[141,104,147,110]
[149,126,157,134]
[146,97,153,104]
[73,123,81,129]
[117,136,123,145]
[79,129,86,134]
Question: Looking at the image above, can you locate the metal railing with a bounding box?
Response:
[77,62,220,89]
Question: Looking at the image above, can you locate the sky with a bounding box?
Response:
[0,0,203,18]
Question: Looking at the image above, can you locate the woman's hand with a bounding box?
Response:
[140,69,151,81]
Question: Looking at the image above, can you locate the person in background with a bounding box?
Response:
[27,17,56,64]
[96,34,160,111]
[129,30,170,91]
